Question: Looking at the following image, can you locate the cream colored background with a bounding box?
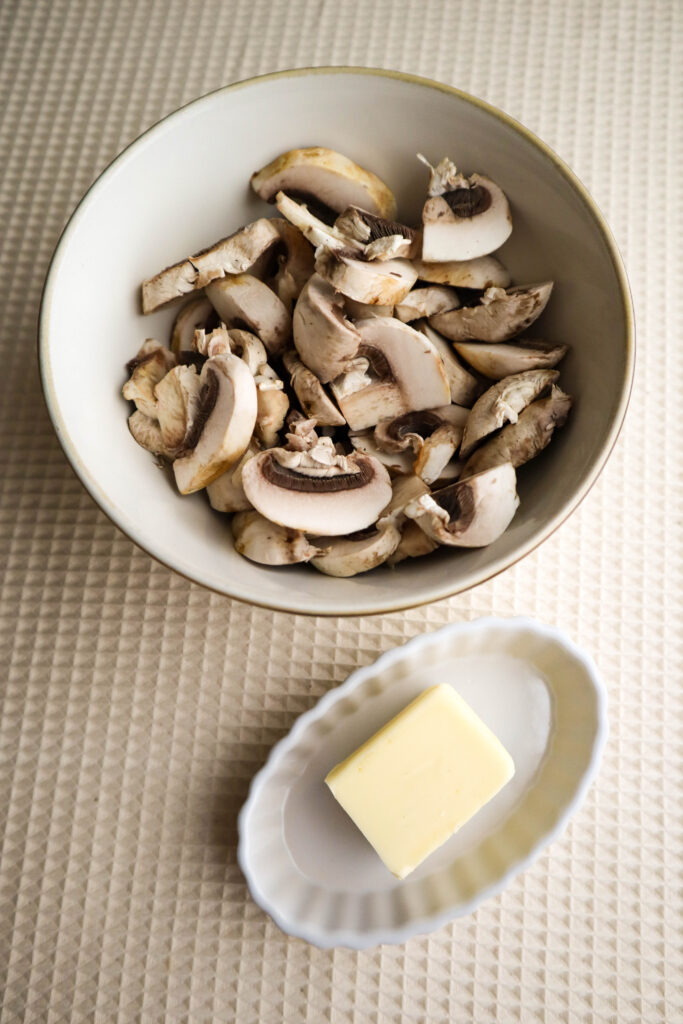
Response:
[1,0,680,1020]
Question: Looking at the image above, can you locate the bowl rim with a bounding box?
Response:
[237,615,609,948]
[38,66,635,617]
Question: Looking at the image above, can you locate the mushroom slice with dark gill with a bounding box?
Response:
[122,339,176,418]
[251,147,397,219]
[453,339,568,380]
[412,255,511,290]
[231,511,326,565]
[334,206,420,260]
[430,282,553,343]
[310,520,401,577]
[395,285,460,322]
[374,404,468,454]
[283,350,345,427]
[418,155,512,262]
[415,322,481,407]
[154,364,203,454]
[292,274,361,383]
[205,274,291,355]
[460,368,560,458]
[405,463,519,547]
[223,329,289,447]
[141,219,279,313]
[315,247,418,306]
[128,410,171,457]
[172,353,258,494]
[329,317,451,431]
[461,386,573,478]
[241,438,392,535]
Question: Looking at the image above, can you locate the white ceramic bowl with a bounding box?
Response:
[39,68,634,615]
[238,617,608,948]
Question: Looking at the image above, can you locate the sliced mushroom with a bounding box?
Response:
[206,440,260,513]
[460,368,560,458]
[405,463,519,547]
[141,219,279,313]
[412,255,511,290]
[193,323,231,357]
[415,322,481,407]
[205,274,291,355]
[430,282,553,343]
[395,285,460,323]
[251,147,397,219]
[292,274,361,383]
[413,424,464,484]
[170,295,215,354]
[453,338,568,379]
[334,206,420,259]
[267,218,315,311]
[241,439,392,535]
[344,297,394,319]
[154,364,203,453]
[349,432,414,476]
[274,191,363,252]
[315,247,418,306]
[461,386,573,478]
[172,353,258,494]
[329,317,451,431]
[128,410,171,457]
[388,519,439,564]
[310,520,401,577]
[374,404,468,453]
[122,340,176,418]
[380,473,431,520]
[214,327,289,446]
[283,350,345,427]
[232,510,325,565]
[418,155,512,261]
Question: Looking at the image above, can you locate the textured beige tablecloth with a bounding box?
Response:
[1,0,681,1020]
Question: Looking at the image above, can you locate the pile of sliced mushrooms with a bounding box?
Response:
[124,147,572,577]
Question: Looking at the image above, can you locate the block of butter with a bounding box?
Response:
[325,683,515,879]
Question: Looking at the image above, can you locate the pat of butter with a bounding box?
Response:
[325,684,515,879]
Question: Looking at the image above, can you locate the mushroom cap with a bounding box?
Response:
[395,285,460,322]
[412,255,511,290]
[310,520,401,577]
[460,368,560,458]
[128,410,170,457]
[374,404,468,453]
[268,218,315,311]
[170,295,215,354]
[122,340,176,418]
[232,510,324,565]
[141,218,279,313]
[415,322,481,407]
[205,274,291,355]
[453,338,569,379]
[283,350,346,427]
[241,445,392,536]
[172,352,258,494]
[292,273,361,383]
[405,463,519,547]
[329,317,451,431]
[430,282,554,343]
[153,364,203,453]
[421,173,512,262]
[461,385,573,477]
[315,247,418,306]
[251,147,397,218]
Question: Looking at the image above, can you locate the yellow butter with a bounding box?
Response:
[325,684,515,879]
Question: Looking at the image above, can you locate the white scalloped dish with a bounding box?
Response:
[238,617,607,948]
